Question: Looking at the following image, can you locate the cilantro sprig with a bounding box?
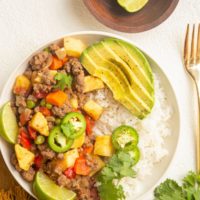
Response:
[98,151,136,200]
[54,73,73,91]
[99,151,136,183]
[154,171,200,200]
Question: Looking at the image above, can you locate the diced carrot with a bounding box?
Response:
[74,157,91,176]
[50,56,63,70]
[46,90,67,106]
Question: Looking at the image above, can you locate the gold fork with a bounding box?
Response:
[184,24,200,173]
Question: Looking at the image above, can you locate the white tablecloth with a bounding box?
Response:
[0,0,200,199]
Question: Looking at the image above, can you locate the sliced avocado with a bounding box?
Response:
[93,41,153,110]
[86,44,150,115]
[82,46,144,118]
[103,38,153,88]
[80,38,154,119]
[100,39,154,102]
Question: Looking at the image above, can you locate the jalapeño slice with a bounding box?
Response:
[61,112,86,139]
[112,125,138,150]
[48,126,73,153]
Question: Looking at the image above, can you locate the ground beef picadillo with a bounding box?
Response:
[57,175,99,200]
[11,43,100,200]
[64,58,85,93]
[41,136,100,200]
[52,103,72,118]
[29,51,53,71]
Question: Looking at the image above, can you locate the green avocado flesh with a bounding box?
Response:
[80,38,154,119]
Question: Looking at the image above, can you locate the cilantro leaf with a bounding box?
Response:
[119,166,135,178]
[97,150,136,200]
[182,171,200,200]
[98,180,125,200]
[100,167,117,182]
[154,171,200,200]
[99,151,136,181]
[154,179,185,200]
[54,73,73,90]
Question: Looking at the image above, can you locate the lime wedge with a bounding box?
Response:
[33,171,76,200]
[117,0,149,13]
[0,101,18,144]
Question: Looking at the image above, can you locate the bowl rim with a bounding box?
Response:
[83,0,179,33]
[0,31,181,199]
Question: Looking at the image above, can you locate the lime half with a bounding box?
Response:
[117,0,149,13]
[0,101,18,144]
[33,171,76,200]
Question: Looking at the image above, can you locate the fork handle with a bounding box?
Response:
[194,81,200,173]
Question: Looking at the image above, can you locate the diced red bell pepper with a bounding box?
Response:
[19,128,31,150]
[28,125,37,140]
[85,115,95,135]
[74,157,91,176]
[34,91,47,99]
[39,107,51,116]
[20,136,31,150]
[34,155,43,169]
[64,167,76,179]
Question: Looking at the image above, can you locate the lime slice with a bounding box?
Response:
[117,0,149,13]
[33,171,76,200]
[0,101,18,144]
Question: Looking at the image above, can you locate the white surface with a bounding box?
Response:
[0,0,199,199]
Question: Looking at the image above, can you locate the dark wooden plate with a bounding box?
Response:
[83,0,179,33]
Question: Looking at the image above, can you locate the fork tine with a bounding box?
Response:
[184,24,190,67]
[191,24,196,64]
[197,24,200,63]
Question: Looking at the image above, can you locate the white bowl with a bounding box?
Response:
[0,31,180,200]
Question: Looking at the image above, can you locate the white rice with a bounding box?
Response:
[88,73,173,199]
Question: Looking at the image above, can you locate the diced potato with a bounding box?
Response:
[29,112,49,136]
[71,133,85,149]
[94,135,114,157]
[13,75,31,95]
[83,100,103,120]
[64,37,86,57]
[32,70,57,83]
[55,47,67,60]
[89,155,105,177]
[70,96,78,109]
[83,76,105,93]
[56,149,79,171]
[15,144,35,171]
